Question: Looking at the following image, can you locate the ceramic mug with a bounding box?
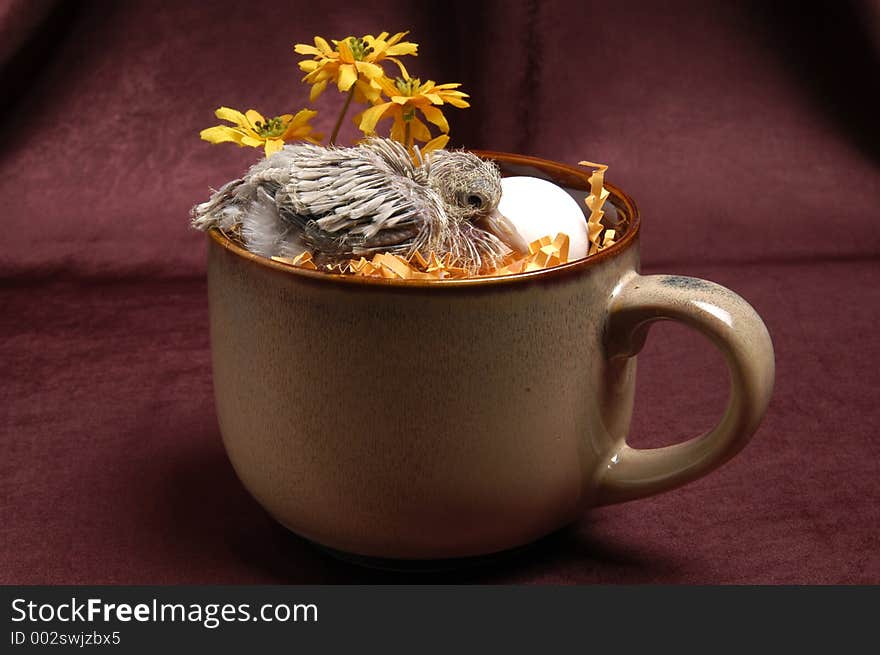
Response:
[205,151,774,560]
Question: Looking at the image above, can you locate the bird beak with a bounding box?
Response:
[478,209,529,254]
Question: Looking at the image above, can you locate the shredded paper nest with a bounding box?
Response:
[270,232,574,279]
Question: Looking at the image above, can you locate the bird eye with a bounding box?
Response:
[466,194,484,209]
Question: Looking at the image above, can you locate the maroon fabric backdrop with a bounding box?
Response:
[2,0,878,583]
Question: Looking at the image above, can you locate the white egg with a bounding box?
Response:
[497,176,590,260]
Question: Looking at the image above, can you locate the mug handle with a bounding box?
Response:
[597,274,775,505]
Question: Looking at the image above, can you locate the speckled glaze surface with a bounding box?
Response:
[206,153,775,559]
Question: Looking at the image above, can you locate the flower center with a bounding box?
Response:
[253,116,288,138]
[346,37,374,61]
[395,76,421,97]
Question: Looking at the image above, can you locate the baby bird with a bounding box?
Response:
[192,138,527,273]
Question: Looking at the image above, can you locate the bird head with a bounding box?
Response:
[427,150,528,255]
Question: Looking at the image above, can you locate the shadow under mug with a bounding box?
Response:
[205,151,775,560]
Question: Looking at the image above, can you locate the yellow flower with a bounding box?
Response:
[295,31,418,103]
[356,75,469,152]
[362,30,418,74]
[200,107,322,157]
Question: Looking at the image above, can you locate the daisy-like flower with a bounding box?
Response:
[357,75,469,153]
[200,107,322,157]
[295,31,418,103]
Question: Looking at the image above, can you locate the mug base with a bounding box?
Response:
[309,539,543,572]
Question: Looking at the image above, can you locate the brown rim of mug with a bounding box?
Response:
[207,150,641,288]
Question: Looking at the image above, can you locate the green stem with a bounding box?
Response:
[330,86,356,145]
[404,120,411,153]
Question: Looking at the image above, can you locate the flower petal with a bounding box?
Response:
[354,79,382,103]
[374,75,400,97]
[386,42,418,56]
[264,139,284,157]
[422,134,450,153]
[314,36,333,55]
[240,135,264,148]
[312,67,336,82]
[420,105,449,133]
[390,116,406,143]
[355,61,385,79]
[337,63,357,91]
[409,116,432,142]
[310,79,328,101]
[386,57,410,78]
[337,38,355,63]
[386,31,409,46]
[244,109,265,129]
[358,103,393,134]
[440,93,470,108]
[294,44,321,56]
[283,110,318,141]
[214,106,248,127]
[200,125,246,145]
[289,108,318,126]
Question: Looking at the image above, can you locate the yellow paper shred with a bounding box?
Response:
[271,252,317,269]
[552,232,570,261]
[528,235,552,256]
[493,259,526,275]
[409,250,428,269]
[374,253,414,279]
[579,160,612,255]
[600,229,616,251]
[425,251,445,273]
[492,233,571,276]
